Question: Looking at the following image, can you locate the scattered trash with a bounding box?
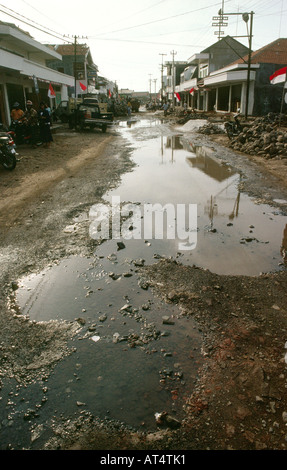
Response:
[138,279,149,290]
[117,242,126,250]
[162,316,175,325]
[63,224,78,233]
[91,335,100,343]
[109,272,121,280]
[107,253,117,262]
[154,411,181,429]
[120,304,133,313]
[133,258,145,267]
[113,332,120,343]
[99,314,107,322]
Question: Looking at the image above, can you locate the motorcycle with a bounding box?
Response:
[10,120,24,144]
[0,125,17,170]
[9,120,33,145]
[224,113,243,139]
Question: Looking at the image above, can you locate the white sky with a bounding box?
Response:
[1,0,286,91]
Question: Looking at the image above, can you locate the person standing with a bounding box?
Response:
[23,100,38,147]
[38,102,53,148]
[163,101,169,116]
[10,102,24,122]
[127,100,132,117]
[10,102,25,143]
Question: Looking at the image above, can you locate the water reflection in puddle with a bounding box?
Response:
[15,117,286,432]
[106,119,287,276]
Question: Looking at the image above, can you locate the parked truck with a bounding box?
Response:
[68,98,114,133]
[52,98,81,123]
[53,97,114,132]
[130,98,141,112]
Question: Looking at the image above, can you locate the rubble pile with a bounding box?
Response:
[197,123,226,135]
[176,110,209,125]
[227,113,287,159]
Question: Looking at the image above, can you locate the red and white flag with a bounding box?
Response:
[174,91,181,102]
[48,83,56,98]
[270,66,287,85]
[79,82,87,91]
[189,87,195,96]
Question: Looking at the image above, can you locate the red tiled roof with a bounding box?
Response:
[233,38,287,65]
[53,44,89,56]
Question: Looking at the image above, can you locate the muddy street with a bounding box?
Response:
[0,111,287,451]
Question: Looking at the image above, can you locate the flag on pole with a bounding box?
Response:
[79,82,87,91]
[174,92,181,102]
[189,87,195,96]
[108,89,112,98]
[269,66,287,85]
[48,83,56,98]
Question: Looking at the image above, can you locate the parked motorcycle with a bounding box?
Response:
[9,120,27,145]
[9,120,40,145]
[0,125,17,170]
[224,113,243,139]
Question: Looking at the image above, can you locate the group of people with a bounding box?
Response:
[10,100,53,148]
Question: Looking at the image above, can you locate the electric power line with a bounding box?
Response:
[257,7,287,17]
[88,36,204,48]
[96,0,169,35]
[0,2,222,50]
[1,0,286,60]
[0,1,228,50]
[91,1,233,37]
[0,4,72,43]
[18,0,68,31]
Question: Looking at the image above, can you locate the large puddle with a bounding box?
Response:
[12,116,287,439]
[103,117,287,276]
[15,250,202,431]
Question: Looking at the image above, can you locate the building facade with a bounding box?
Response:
[169,36,287,117]
[0,21,74,126]
[165,61,187,105]
[46,43,99,97]
[171,36,250,111]
[204,38,287,116]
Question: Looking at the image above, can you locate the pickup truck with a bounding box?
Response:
[53,99,81,123]
[68,99,114,133]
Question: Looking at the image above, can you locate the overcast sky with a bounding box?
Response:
[1,0,286,91]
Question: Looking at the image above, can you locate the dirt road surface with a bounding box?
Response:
[0,114,287,453]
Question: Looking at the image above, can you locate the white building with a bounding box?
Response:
[0,21,74,125]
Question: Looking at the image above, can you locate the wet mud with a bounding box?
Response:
[0,113,287,451]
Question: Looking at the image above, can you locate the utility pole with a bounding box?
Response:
[170,50,177,106]
[212,7,254,119]
[213,0,227,40]
[73,35,78,101]
[159,53,167,102]
[244,11,254,120]
[153,79,157,101]
[73,35,88,101]
[148,74,152,101]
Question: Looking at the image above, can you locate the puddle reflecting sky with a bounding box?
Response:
[13,117,287,434]
[105,118,287,276]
